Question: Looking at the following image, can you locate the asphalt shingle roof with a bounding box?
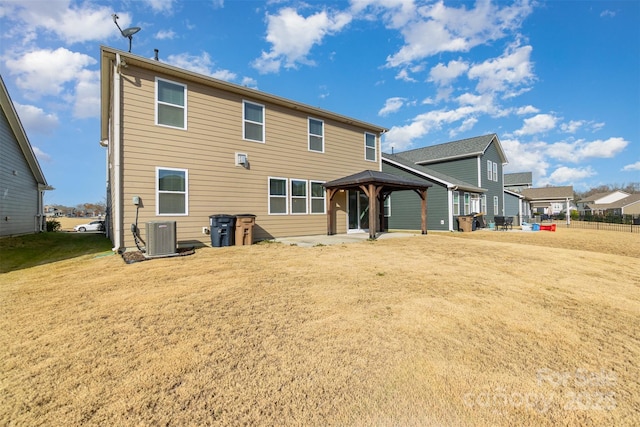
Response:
[521,186,574,201]
[391,134,506,165]
[382,153,486,193]
[504,172,533,186]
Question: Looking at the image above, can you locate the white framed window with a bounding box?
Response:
[269,177,288,215]
[156,78,186,129]
[156,167,188,215]
[243,100,264,142]
[493,162,498,182]
[384,195,391,217]
[308,118,324,152]
[365,132,376,161]
[453,191,460,216]
[310,181,326,214]
[464,192,470,215]
[482,194,487,214]
[290,179,308,214]
[487,160,493,181]
[494,196,499,215]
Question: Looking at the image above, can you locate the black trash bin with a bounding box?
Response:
[209,214,236,247]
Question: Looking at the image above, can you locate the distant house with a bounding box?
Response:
[576,190,631,215]
[578,192,640,217]
[0,75,49,237]
[504,189,526,225]
[382,134,508,231]
[100,46,415,251]
[521,186,574,217]
[504,172,532,193]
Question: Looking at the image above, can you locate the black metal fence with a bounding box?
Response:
[555,219,639,234]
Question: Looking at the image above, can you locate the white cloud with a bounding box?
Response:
[156,29,177,40]
[428,59,469,86]
[5,48,96,98]
[73,70,100,119]
[468,44,534,95]
[600,10,616,18]
[449,117,477,137]
[14,103,59,135]
[622,161,640,172]
[384,0,533,67]
[560,120,584,133]
[378,97,406,116]
[516,105,539,115]
[395,68,417,82]
[6,1,126,44]
[32,146,52,163]
[546,137,629,162]
[514,113,558,136]
[253,7,352,73]
[546,166,596,184]
[164,52,237,82]
[241,77,258,89]
[502,137,550,181]
[142,0,175,13]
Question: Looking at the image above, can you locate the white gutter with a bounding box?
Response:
[112,53,122,252]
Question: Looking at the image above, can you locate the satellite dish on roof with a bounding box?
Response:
[112,13,141,53]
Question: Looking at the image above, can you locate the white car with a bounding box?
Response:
[74,220,105,232]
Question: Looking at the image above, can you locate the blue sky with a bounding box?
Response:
[1,0,638,207]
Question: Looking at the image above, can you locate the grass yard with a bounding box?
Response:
[1,227,638,426]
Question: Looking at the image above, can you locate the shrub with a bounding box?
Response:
[46,219,61,232]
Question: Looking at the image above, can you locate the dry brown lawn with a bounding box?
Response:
[1,227,639,426]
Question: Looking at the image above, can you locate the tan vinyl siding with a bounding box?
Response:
[117,65,376,248]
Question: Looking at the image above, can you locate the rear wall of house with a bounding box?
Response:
[116,65,380,248]
[382,162,450,231]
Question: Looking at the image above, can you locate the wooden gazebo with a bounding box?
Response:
[323,170,432,239]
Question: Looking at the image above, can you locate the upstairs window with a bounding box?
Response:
[487,160,493,181]
[156,78,186,129]
[493,162,498,182]
[310,181,326,214]
[365,133,377,161]
[243,101,264,142]
[157,167,188,215]
[308,118,324,152]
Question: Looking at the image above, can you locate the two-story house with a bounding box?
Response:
[382,134,508,231]
[100,46,395,251]
[0,75,49,237]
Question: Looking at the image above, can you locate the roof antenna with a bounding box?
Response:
[112,13,141,53]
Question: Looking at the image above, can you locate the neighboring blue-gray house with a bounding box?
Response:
[504,189,526,225]
[0,75,49,237]
[382,134,508,231]
[504,171,533,193]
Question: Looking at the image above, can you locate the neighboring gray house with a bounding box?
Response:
[382,134,508,231]
[0,75,49,237]
[504,172,532,193]
[504,189,526,225]
[521,186,574,217]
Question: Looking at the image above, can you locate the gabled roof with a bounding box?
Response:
[100,46,387,142]
[392,134,508,165]
[521,186,574,201]
[0,75,47,187]
[504,188,525,199]
[323,169,432,191]
[504,172,532,186]
[383,153,486,193]
[585,193,640,210]
[577,190,630,204]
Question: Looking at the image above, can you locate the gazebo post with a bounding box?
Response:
[326,188,336,235]
[422,189,428,234]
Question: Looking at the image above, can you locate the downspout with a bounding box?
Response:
[112,53,123,252]
[448,185,458,231]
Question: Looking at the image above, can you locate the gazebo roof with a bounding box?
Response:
[324,170,432,191]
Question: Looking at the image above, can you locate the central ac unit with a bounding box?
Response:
[146,221,177,257]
